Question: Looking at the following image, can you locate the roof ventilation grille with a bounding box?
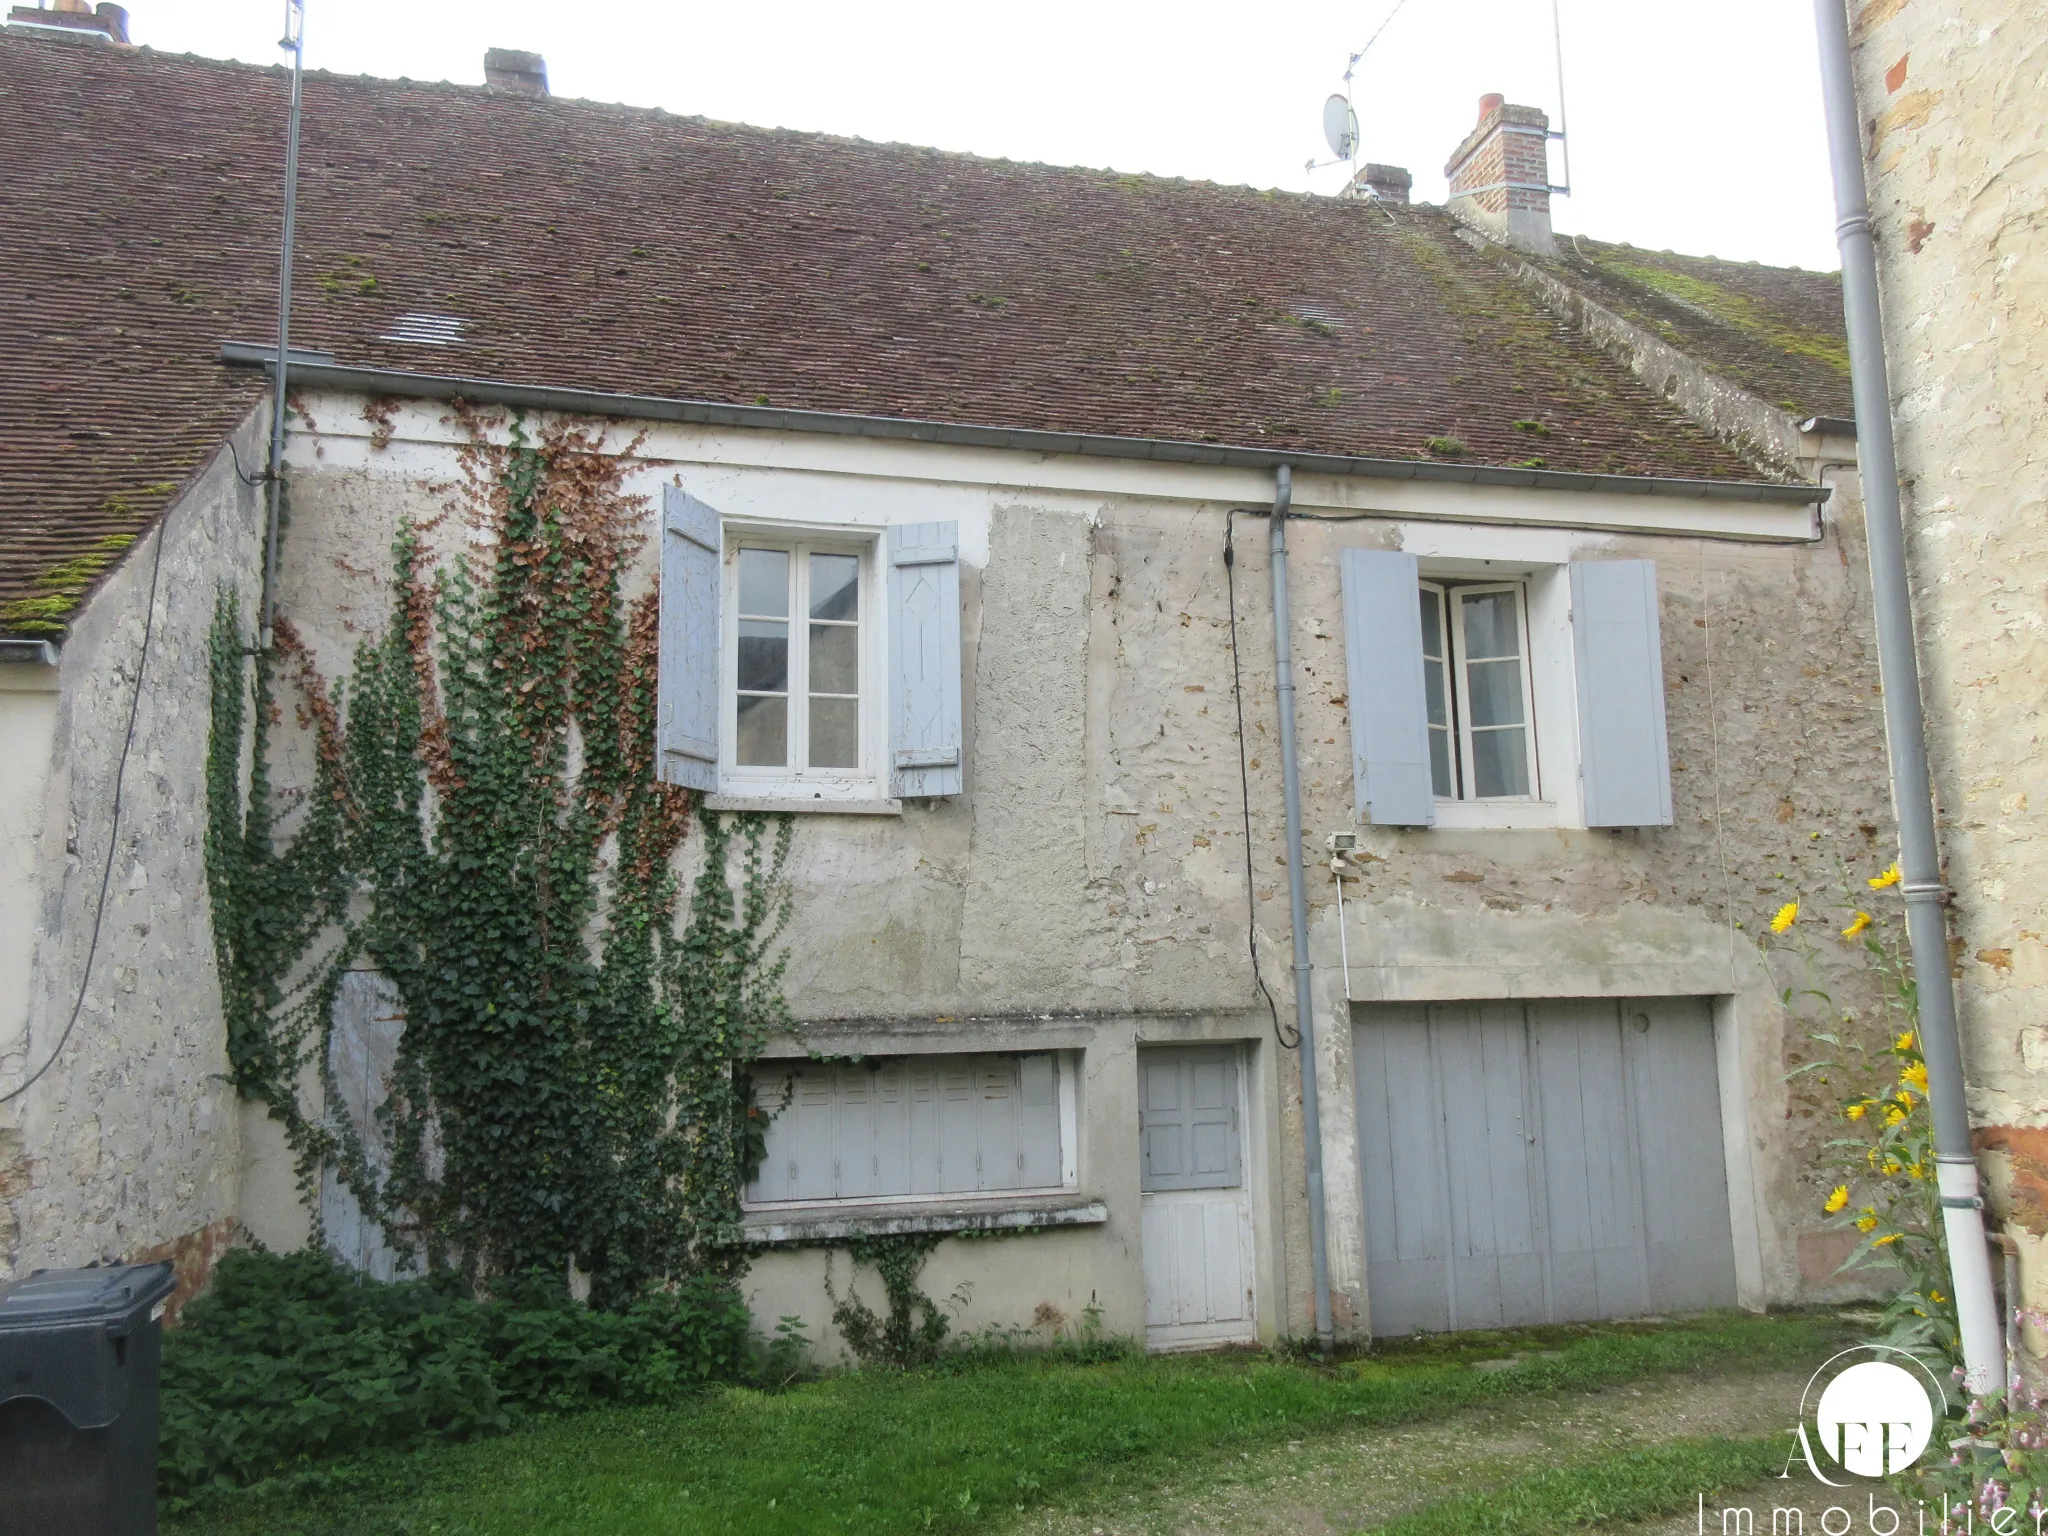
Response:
[380,312,469,347]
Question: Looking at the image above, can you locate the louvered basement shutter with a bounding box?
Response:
[659,487,720,791]
[887,522,964,798]
[1339,548,1434,827]
[1569,559,1673,828]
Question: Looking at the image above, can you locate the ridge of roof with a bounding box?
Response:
[0,29,1791,639]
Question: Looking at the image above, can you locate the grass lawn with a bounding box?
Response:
[165,1311,1848,1536]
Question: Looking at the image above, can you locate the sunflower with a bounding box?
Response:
[1771,901,1800,934]
[1870,862,1903,890]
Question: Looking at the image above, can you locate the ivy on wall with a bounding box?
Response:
[206,416,793,1305]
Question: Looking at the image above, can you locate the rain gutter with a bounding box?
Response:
[218,344,1826,507]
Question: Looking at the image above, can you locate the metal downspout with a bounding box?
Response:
[1269,465,1337,1347]
[259,0,307,650]
[1812,0,2003,1395]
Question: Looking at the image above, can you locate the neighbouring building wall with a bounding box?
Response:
[0,404,271,1307]
[265,394,1890,1350]
[1852,0,2048,1333]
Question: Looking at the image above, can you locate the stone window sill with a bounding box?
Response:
[1429,799,1563,831]
[703,794,903,816]
[741,1193,1108,1246]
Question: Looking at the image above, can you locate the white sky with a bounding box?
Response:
[117,0,1841,272]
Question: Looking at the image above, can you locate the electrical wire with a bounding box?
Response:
[225,439,271,488]
[0,512,169,1106]
[1224,510,1299,1051]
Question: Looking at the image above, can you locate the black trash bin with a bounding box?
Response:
[0,1260,178,1536]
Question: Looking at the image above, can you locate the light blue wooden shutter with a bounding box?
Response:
[659,487,720,791]
[887,521,963,797]
[1569,559,1673,827]
[1339,548,1434,827]
[1140,1048,1242,1192]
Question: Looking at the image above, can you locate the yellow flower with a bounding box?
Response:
[1884,1106,1905,1127]
[1931,1290,1947,1304]
[1842,911,1873,938]
[1883,1157,1903,1174]
[1870,862,1903,889]
[1845,1101,1868,1121]
[1894,1031,1917,1053]
[1902,1062,1929,1094]
[1771,901,1800,933]
[1856,1212,1879,1232]
[1824,1185,1849,1213]
[1874,1232,1902,1246]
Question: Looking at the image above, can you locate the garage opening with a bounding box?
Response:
[1352,997,1737,1335]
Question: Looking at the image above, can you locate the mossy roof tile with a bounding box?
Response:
[2,35,1796,636]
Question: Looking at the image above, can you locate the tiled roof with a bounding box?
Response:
[2,34,1774,638]
[1537,237,1853,420]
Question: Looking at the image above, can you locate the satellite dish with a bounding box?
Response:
[1322,93,1359,159]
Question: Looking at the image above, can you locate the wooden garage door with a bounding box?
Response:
[1352,998,1736,1335]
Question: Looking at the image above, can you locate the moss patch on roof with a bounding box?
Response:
[1596,258,1848,376]
[0,528,145,637]
[1543,239,1853,420]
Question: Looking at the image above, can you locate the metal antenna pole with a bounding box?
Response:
[1812,0,2003,1396]
[1550,0,1572,195]
[260,0,306,650]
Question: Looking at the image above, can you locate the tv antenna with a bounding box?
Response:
[1304,0,1410,178]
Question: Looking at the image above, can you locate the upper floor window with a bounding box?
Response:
[1340,548,1673,830]
[657,489,966,807]
[1419,580,1538,802]
[730,541,872,793]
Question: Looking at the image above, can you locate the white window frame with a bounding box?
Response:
[743,1051,1082,1211]
[718,524,886,804]
[1422,578,1542,805]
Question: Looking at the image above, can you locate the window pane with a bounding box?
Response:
[1460,589,1521,660]
[810,553,859,622]
[1471,727,1531,798]
[809,622,858,696]
[1423,655,1449,728]
[1428,727,1454,799]
[737,618,788,692]
[736,693,787,766]
[737,548,789,617]
[1419,586,1444,659]
[1465,657,1525,728]
[809,696,859,768]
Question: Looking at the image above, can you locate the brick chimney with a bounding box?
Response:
[6,1,130,43]
[484,47,548,96]
[1358,163,1412,204]
[1443,92,1554,255]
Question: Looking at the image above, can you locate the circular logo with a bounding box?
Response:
[1800,1347,1946,1478]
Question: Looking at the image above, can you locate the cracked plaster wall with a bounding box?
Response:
[0,406,269,1302]
[263,396,1889,1340]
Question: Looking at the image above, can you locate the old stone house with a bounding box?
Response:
[0,21,1891,1348]
[1845,0,2048,1329]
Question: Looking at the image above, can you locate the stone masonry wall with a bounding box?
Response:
[1852,0,2048,1329]
[0,405,267,1301]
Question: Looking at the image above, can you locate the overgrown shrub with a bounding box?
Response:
[159,1248,751,1501]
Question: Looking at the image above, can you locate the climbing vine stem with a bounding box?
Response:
[205,415,794,1305]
